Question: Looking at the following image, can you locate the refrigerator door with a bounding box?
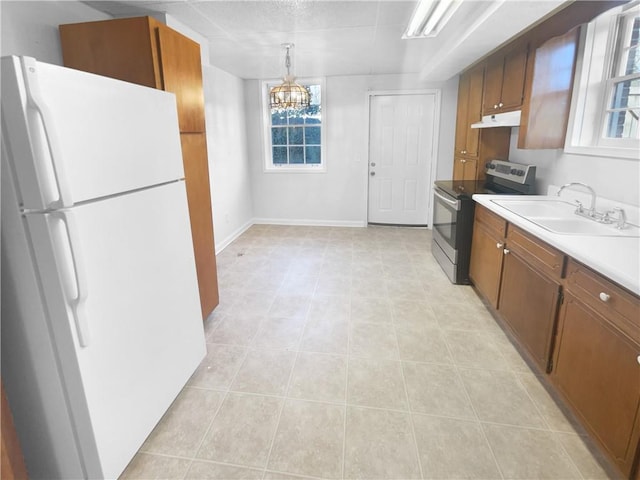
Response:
[1,55,184,210]
[25,181,205,479]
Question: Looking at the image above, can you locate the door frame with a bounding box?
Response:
[364,89,442,228]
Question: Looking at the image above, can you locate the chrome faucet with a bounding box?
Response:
[557,182,597,216]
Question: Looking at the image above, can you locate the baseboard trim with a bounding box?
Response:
[253,218,367,228]
[215,219,254,254]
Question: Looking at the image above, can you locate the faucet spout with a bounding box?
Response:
[557,182,597,214]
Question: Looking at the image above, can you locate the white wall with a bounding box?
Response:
[0,1,111,64]
[202,65,254,251]
[245,74,458,225]
[508,130,640,206]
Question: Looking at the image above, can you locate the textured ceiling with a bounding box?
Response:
[85,0,568,80]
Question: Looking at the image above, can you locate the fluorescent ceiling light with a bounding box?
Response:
[403,0,463,39]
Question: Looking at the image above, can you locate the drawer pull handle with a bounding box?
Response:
[496,242,504,249]
[599,292,611,302]
[503,248,510,255]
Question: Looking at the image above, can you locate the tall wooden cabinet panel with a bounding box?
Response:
[454,65,484,159]
[60,17,219,318]
[180,134,219,318]
[156,24,206,133]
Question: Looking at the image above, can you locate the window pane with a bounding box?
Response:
[289,127,303,145]
[272,111,287,125]
[273,147,288,164]
[288,111,305,125]
[305,126,321,145]
[289,147,304,164]
[606,109,639,138]
[305,146,321,164]
[611,78,640,110]
[272,127,287,145]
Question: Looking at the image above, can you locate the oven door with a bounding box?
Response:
[432,186,461,262]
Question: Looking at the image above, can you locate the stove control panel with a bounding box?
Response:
[485,160,536,185]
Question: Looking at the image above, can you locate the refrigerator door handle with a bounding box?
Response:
[21,57,74,209]
[50,210,90,347]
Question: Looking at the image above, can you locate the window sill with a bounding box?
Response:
[264,165,327,173]
[564,144,640,160]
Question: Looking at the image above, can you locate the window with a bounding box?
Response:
[566,2,640,157]
[262,80,325,171]
[603,10,639,141]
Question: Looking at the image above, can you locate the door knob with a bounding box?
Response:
[370,162,376,167]
[370,172,376,176]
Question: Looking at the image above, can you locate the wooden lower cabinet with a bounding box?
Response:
[181,133,219,318]
[469,221,504,308]
[469,205,640,478]
[552,294,640,477]
[498,249,560,371]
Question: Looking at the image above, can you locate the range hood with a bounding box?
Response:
[471,110,521,128]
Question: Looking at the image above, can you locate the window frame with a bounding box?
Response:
[565,1,640,158]
[261,77,326,173]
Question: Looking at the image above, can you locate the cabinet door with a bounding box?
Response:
[454,73,470,157]
[498,250,560,371]
[180,133,219,317]
[483,56,504,114]
[156,24,206,133]
[519,28,580,149]
[453,158,477,181]
[469,220,504,308]
[464,65,484,157]
[553,295,640,477]
[500,45,529,111]
[60,17,161,89]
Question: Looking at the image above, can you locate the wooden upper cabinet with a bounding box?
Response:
[60,16,205,133]
[518,27,581,149]
[483,43,529,115]
[454,65,484,158]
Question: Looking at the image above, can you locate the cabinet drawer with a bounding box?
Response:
[474,204,506,238]
[506,225,565,280]
[565,259,640,344]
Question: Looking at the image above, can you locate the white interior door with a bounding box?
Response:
[367,93,436,225]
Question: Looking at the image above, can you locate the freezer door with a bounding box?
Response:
[1,56,184,210]
[25,181,205,479]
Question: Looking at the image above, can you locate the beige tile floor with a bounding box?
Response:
[121,225,621,480]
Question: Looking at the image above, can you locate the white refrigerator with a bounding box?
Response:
[1,56,207,479]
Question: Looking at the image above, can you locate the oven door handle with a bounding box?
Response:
[434,189,461,211]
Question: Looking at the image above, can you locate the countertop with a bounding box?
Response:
[473,194,640,297]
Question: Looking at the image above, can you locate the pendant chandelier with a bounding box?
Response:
[269,43,310,110]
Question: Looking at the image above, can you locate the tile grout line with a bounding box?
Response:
[341,290,353,480]
[440,317,506,480]
[394,321,425,480]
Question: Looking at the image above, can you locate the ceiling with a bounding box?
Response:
[85,0,567,81]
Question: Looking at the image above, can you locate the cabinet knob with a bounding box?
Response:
[503,248,510,255]
[637,355,640,365]
[599,292,611,302]
[499,102,504,107]
[462,150,467,154]
[493,104,498,109]
[460,159,467,163]
[496,242,504,249]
